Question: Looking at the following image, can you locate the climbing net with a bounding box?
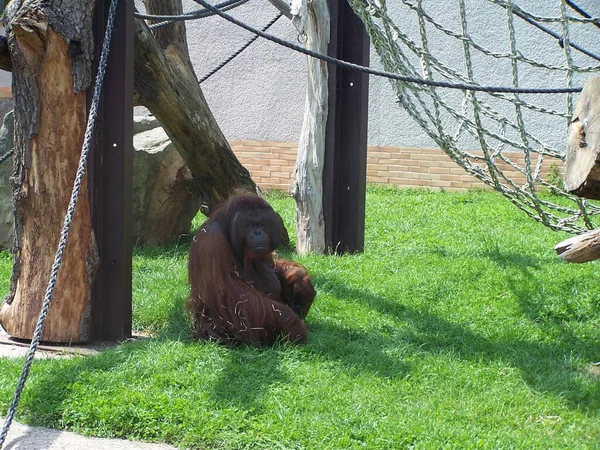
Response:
[347,0,600,234]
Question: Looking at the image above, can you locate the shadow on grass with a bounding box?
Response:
[156,293,192,341]
[481,245,598,350]
[310,271,599,411]
[16,343,142,427]
[480,245,541,272]
[209,347,290,411]
[10,245,597,433]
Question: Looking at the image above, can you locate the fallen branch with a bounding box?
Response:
[554,227,600,263]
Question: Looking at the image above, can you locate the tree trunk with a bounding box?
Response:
[135,0,258,212]
[564,76,600,199]
[0,0,98,342]
[291,0,329,254]
[555,227,600,263]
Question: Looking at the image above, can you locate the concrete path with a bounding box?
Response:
[1,422,178,450]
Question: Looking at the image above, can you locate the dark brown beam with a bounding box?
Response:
[89,0,134,342]
[324,0,370,254]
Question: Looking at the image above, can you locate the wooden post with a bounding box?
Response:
[89,0,133,342]
[291,0,330,255]
[324,0,369,254]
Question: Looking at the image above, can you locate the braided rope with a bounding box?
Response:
[135,0,250,30]
[0,0,119,446]
[560,0,576,121]
[0,148,12,165]
[401,0,599,73]
[199,13,283,83]
[488,0,599,23]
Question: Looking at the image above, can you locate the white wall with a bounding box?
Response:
[175,0,600,153]
[4,1,599,152]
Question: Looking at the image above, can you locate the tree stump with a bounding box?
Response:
[564,76,600,199]
[0,0,98,342]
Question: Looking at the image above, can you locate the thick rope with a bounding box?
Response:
[199,13,282,83]
[0,0,119,447]
[136,0,250,30]
[0,148,12,165]
[566,0,600,30]
[192,0,587,94]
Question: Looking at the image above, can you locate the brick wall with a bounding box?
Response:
[229,140,563,192]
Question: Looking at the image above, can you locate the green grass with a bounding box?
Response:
[1,186,599,449]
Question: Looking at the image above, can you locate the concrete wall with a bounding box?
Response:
[171,0,600,152]
[2,1,599,154]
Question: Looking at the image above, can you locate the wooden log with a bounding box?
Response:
[0,0,98,342]
[135,0,257,212]
[291,0,330,254]
[564,76,600,199]
[554,227,600,263]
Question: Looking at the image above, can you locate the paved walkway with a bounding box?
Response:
[1,422,177,450]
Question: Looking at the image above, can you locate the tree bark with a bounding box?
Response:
[564,76,600,199]
[554,227,600,263]
[291,0,329,254]
[0,0,98,342]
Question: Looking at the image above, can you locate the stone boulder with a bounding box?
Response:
[132,120,201,246]
[0,114,201,249]
[0,110,13,250]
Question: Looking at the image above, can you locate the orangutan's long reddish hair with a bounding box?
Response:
[187,195,315,345]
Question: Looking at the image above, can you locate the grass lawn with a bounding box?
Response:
[0,187,599,449]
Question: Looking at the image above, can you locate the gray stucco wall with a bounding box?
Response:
[174,0,600,152]
[4,1,599,152]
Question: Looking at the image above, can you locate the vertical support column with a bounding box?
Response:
[90,0,134,341]
[324,0,370,254]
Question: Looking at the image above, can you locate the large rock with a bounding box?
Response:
[0,110,13,250]
[132,121,201,246]
[0,115,201,249]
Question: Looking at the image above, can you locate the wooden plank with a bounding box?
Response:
[89,0,133,342]
[0,86,11,98]
[324,0,369,253]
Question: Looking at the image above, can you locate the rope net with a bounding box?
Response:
[347,0,600,234]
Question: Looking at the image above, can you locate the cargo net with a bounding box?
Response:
[347,0,600,234]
